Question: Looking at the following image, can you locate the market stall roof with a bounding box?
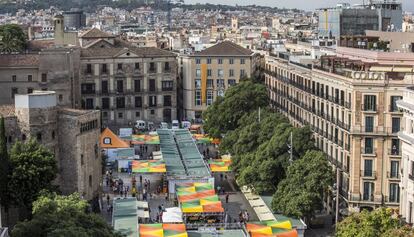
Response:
[139,223,188,237]
[246,221,298,237]
[162,207,183,223]
[113,198,138,237]
[176,182,224,213]
[132,160,166,173]
[131,134,160,145]
[209,156,231,172]
[100,128,130,149]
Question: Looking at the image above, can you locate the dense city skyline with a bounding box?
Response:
[184,0,414,11]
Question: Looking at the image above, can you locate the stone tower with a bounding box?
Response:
[54,15,65,46]
[231,17,238,33]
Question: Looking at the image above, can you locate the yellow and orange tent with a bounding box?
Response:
[100,128,130,149]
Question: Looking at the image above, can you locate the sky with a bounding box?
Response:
[183,0,414,12]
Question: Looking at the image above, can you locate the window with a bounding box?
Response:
[390,160,399,178]
[218,58,223,64]
[81,83,95,94]
[149,95,157,107]
[27,88,33,94]
[11,88,18,99]
[196,69,201,77]
[207,69,212,77]
[390,96,402,112]
[28,75,32,82]
[363,182,374,201]
[117,63,122,70]
[135,111,140,117]
[240,69,246,77]
[116,80,123,93]
[149,79,156,92]
[207,79,213,88]
[164,95,172,106]
[389,183,400,202]
[392,117,400,133]
[58,94,63,102]
[118,112,123,118]
[150,110,155,115]
[101,81,108,94]
[41,73,47,82]
[135,63,140,70]
[364,137,373,154]
[365,116,374,132]
[229,69,234,77]
[102,64,107,73]
[81,154,84,165]
[218,69,223,77]
[240,58,245,64]
[102,98,110,109]
[228,79,236,86]
[36,132,42,141]
[85,98,94,109]
[116,97,125,109]
[135,96,142,108]
[229,58,234,64]
[86,64,92,74]
[196,58,201,64]
[364,95,377,111]
[89,175,92,187]
[195,79,201,89]
[149,62,156,72]
[364,159,373,176]
[207,58,211,64]
[207,90,213,105]
[391,139,400,155]
[217,89,224,97]
[162,81,173,91]
[134,80,141,92]
[102,112,108,118]
[217,79,224,88]
[12,75,16,82]
[164,62,170,71]
[195,90,201,106]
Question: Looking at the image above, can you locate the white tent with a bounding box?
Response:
[162,207,183,223]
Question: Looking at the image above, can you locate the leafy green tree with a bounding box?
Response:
[0,24,27,53]
[272,150,333,220]
[12,192,123,237]
[203,78,268,138]
[336,208,412,237]
[8,139,57,211]
[0,117,10,219]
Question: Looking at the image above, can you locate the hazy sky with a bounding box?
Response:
[184,0,414,11]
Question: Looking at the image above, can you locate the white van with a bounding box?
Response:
[135,120,146,130]
[160,122,169,129]
[172,120,180,130]
[181,121,191,129]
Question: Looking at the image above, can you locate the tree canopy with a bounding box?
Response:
[8,139,57,210]
[0,24,27,53]
[203,78,268,138]
[12,192,122,237]
[336,208,414,237]
[0,117,10,209]
[271,150,333,219]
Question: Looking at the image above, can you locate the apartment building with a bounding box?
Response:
[397,87,414,224]
[265,46,414,212]
[180,41,259,121]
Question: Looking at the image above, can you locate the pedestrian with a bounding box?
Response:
[238,211,243,223]
[140,175,143,183]
[245,211,250,222]
[161,204,165,212]
[220,173,224,180]
[145,145,148,153]
[225,193,229,203]
[148,179,151,190]
[110,205,113,214]
[225,174,228,180]
[107,205,111,213]
[158,205,162,212]
[106,177,109,187]
[206,148,210,156]
[217,185,221,194]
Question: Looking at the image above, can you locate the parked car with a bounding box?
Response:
[160,122,169,129]
[181,121,191,129]
[172,120,180,130]
[135,120,146,130]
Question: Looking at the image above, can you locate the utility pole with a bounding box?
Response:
[287,131,293,164]
[335,167,341,230]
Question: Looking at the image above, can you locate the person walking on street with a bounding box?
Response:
[140,175,142,183]
[225,193,229,203]
[106,194,110,205]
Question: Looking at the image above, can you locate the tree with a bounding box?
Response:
[8,139,57,211]
[12,192,123,237]
[0,117,10,217]
[336,208,413,237]
[0,24,27,53]
[272,150,333,220]
[203,78,268,138]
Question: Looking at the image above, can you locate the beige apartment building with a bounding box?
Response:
[180,41,259,121]
[265,46,414,212]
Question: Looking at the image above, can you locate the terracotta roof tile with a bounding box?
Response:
[80,28,115,38]
[195,41,253,56]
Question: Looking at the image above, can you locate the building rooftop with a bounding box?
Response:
[80,28,115,39]
[0,54,39,67]
[81,46,175,58]
[194,41,253,56]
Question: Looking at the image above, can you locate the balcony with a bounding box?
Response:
[387,172,400,180]
[361,170,376,179]
[388,148,402,157]
[361,104,378,113]
[361,148,376,156]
